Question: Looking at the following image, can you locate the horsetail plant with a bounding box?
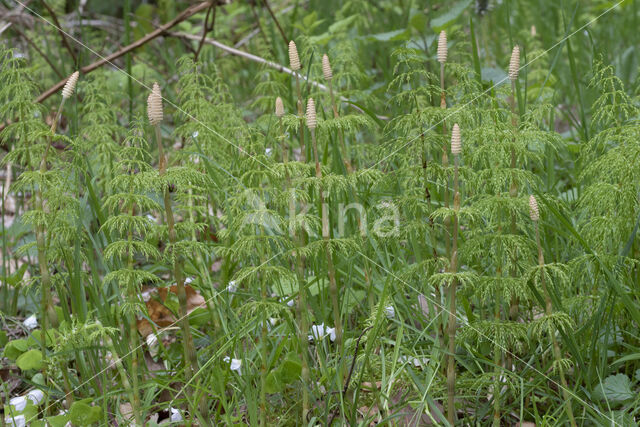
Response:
[438,31,451,260]
[147,83,199,384]
[529,195,577,427]
[307,97,343,351]
[507,45,521,371]
[101,117,160,425]
[35,70,78,385]
[276,96,313,418]
[446,123,461,425]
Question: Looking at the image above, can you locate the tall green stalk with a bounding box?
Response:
[308,98,342,352]
[531,196,577,427]
[148,84,199,383]
[446,123,461,425]
[37,71,78,388]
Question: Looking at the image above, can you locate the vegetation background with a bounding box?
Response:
[1,0,640,425]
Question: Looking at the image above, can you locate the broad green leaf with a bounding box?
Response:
[265,371,284,394]
[594,374,635,403]
[46,414,72,427]
[3,339,29,360]
[279,353,302,383]
[430,0,472,30]
[367,29,410,42]
[70,401,102,425]
[409,12,428,32]
[17,349,43,371]
[481,67,508,86]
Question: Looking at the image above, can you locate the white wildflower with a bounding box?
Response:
[308,323,336,342]
[4,415,26,427]
[169,407,182,422]
[384,305,395,319]
[9,396,27,411]
[226,281,238,293]
[146,334,159,358]
[23,314,38,330]
[223,356,242,374]
[26,389,45,406]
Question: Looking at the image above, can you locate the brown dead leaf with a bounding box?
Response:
[137,284,205,337]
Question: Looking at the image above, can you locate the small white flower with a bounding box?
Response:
[279,297,295,307]
[192,131,199,139]
[4,415,26,427]
[141,291,152,302]
[26,389,45,406]
[9,396,27,411]
[23,314,38,330]
[384,305,395,319]
[223,356,242,374]
[398,355,429,368]
[146,334,159,357]
[308,323,336,342]
[265,148,273,156]
[169,407,182,422]
[226,281,238,293]
[184,277,194,284]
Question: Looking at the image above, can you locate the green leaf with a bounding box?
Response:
[265,371,284,394]
[409,12,428,32]
[481,67,508,85]
[46,414,72,427]
[279,353,302,383]
[594,374,635,403]
[3,339,29,360]
[430,0,472,30]
[367,29,410,42]
[70,401,102,425]
[16,349,43,371]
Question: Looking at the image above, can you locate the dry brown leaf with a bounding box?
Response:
[137,284,205,337]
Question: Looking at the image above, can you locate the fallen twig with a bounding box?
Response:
[170,31,387,119]
[34,1,211,104]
